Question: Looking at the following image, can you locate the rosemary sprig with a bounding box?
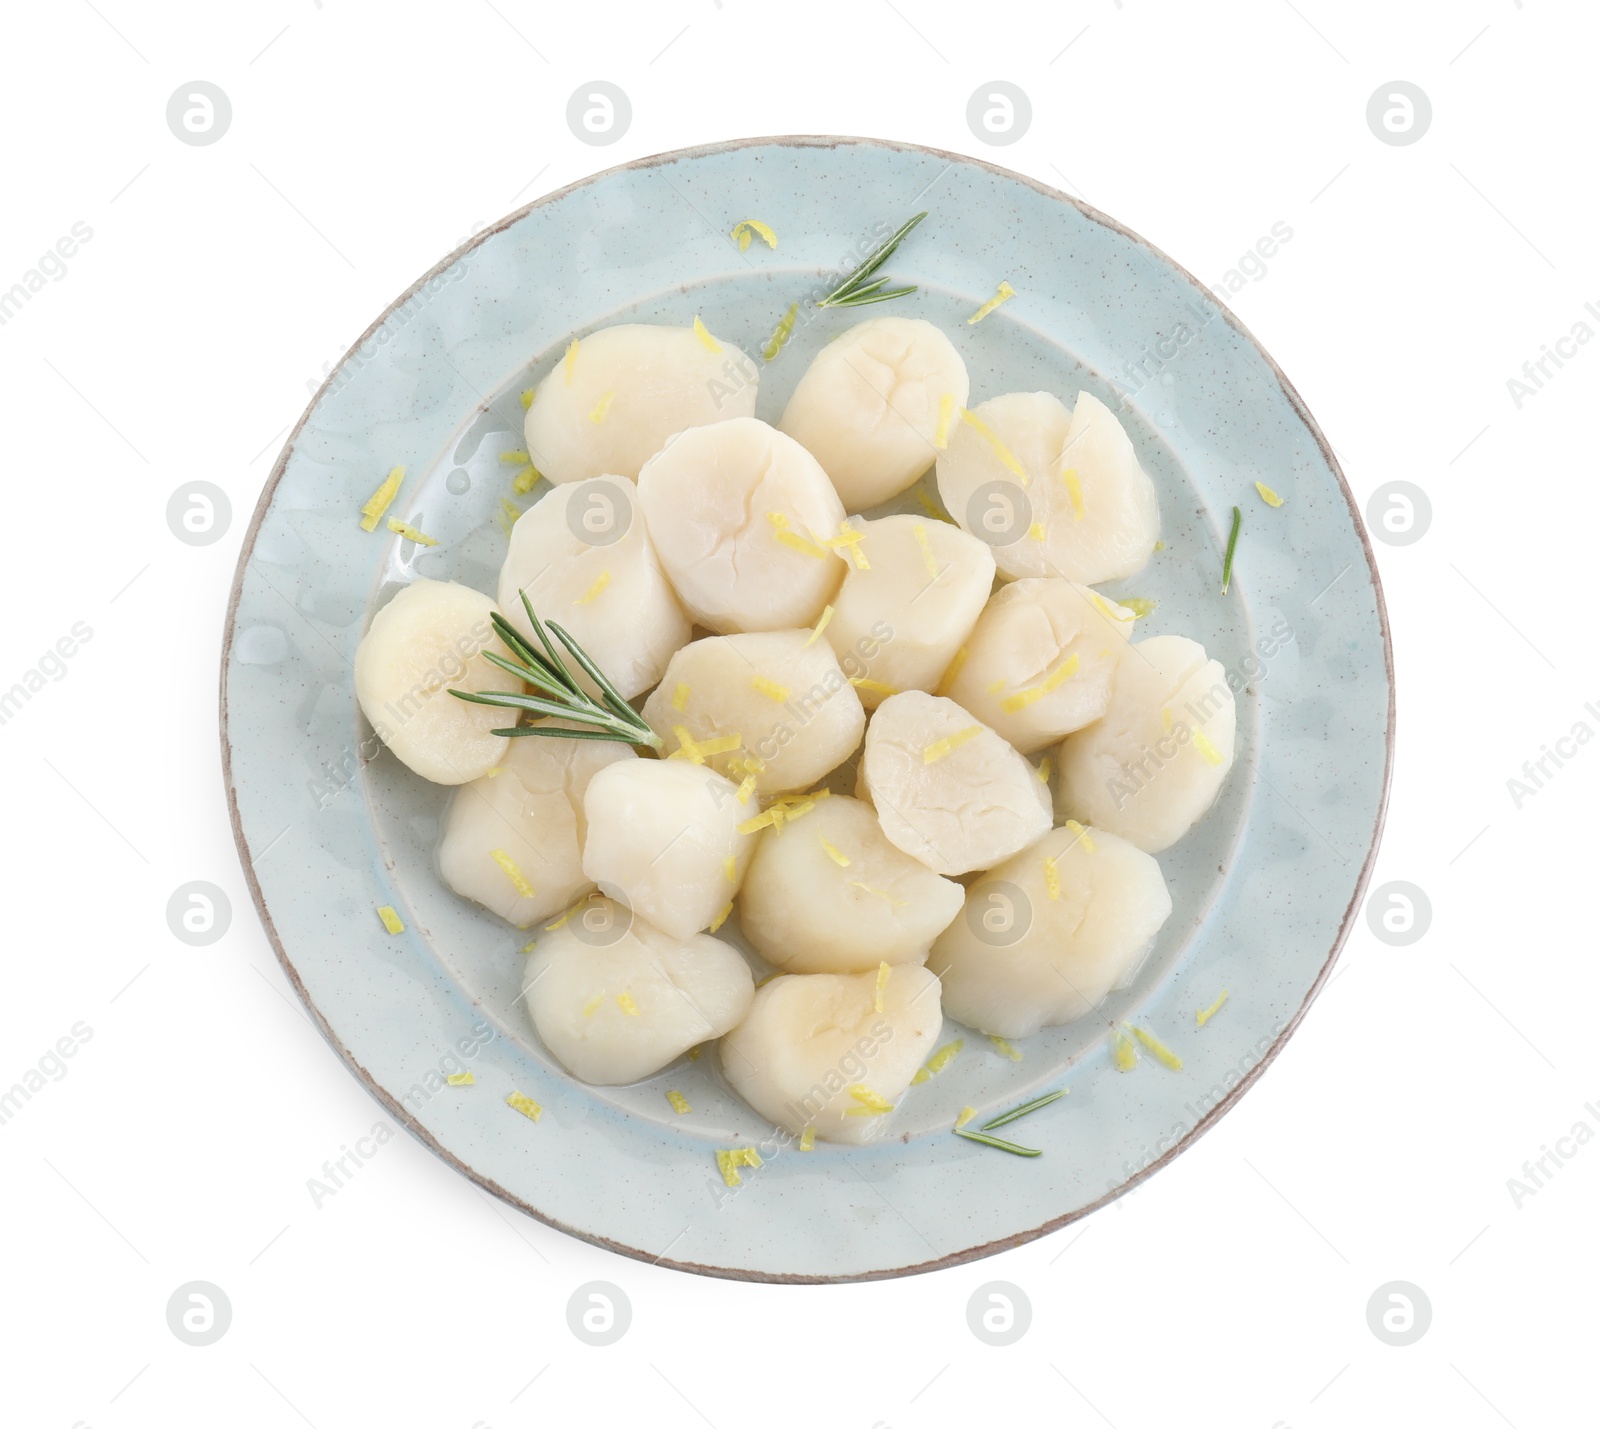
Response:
[818,212,927,309]
[448,589,663,749]
[982,1088,1066,1132]
[954,1128,1042,1157]
[1221,505,1242,595]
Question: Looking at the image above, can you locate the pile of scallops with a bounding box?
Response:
[353,315,1237,1146]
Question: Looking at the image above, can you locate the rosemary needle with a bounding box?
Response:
[954,1128,1042,1157]
[982,1088,1067,1132]
[1221,505,1242,595]
[448,588,663,749]
[818,212,928,309]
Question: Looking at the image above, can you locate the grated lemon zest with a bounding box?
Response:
[762,302,798,361]
[738,808,783,836]
[911,1039,965,1084]
[1036,755,1053,785]
[849,677,898,697]
[1192,729,1224,766]
[723,855,738,882]
[923,725,983,764]
[731,218,778,251]
[521,388,535,409]
[874,961,891,1013]
[512,464,542,494]
[818,834,851,868]
[735,774,757,804]
[844,1084,893,1116]
[687,1044,703,1060]
[1043,856,1061,901]
[563,339,579,383]
[387,516,439,546]
[581,995,604,1018]
[800,1125,815,1151]
[1061,465,1086,520]
[666,1089,692,1115]
[376,905,404,935]
[716,1149,743,1187]
[489,849,535,899]
[1001,655,1080,714]
[1161,706,1173,732]
[499,450,532,466]
[850,880,906,907]
[913,521,940,578]
[934,393,956,448]
[697,734,742,758]
[986,679,1006,694]
[1154,540,1166,551]
[1197,990,1229,1027]
[447,1072,475,1086]
[506,1091,542,1122]
[736,1147,763,1169]
[672,681,691,712]
[955,1106,977,1129]
[616,991,640,1017]
[768,512,828,559]
[823,521,870,569]
[1063,819,1096,853]
[670,725,704,763]
[967,280,1017,324]
[779,799,814,823]
[1089,591,1132,624]
[1027,521,1046,541]
[1255,480,1285,508]
[752,675,790,702]
[959,407,1029,483]
[576,569,611,604]
[519,938,539,953]
[990,1035,1023,1062]
[1132,1024,1184,1071]
[938,645,969,695]
[774,787,828,805]
[805,605,834,648]
[710,901,733,933]
[692,314,721,352]
[360,466,406,531]
[1112,1024,1140,1071]
[914,482,954,523]
[1120,596,1156,619]
[544,909,571,931]
[587,391,614,424]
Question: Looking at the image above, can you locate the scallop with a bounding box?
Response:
[639,631,865,796]
[353,579,521,785]
[936,390,1159,585]
[860,691,1051,876]
[777,316,970,511]
[719,964,943,1144]
[941,579,1137,754]
[825,514,995,709]
[581,759,753,940]
[739,796,965,973]
[1054,635,1237,853]
[437,720,634,928]
[497,477,690,700]
[523,322,758,486]
[636,417,847,633]
[522,908,754,1084]
[927,824,1171,1038]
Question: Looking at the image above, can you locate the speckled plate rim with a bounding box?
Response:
[219,134,1394,1282]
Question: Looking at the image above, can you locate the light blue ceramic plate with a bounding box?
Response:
[221,137,1392,1282]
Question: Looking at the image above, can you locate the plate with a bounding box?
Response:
[221,136,1392,1282]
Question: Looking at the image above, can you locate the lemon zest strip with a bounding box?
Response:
[967,280,1016,324]
[360,466,405,531]
[376,905,404,935]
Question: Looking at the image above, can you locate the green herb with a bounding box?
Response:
[954,1128,1042,1157]
[981,1088,1067,1132]
[818,213,927,309]
[448,589,663,748]
[1221,504,1242,595]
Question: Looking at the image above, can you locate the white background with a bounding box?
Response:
[1,1,1593,1425]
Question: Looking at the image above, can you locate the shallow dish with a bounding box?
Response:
[221,135,1392,1281]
